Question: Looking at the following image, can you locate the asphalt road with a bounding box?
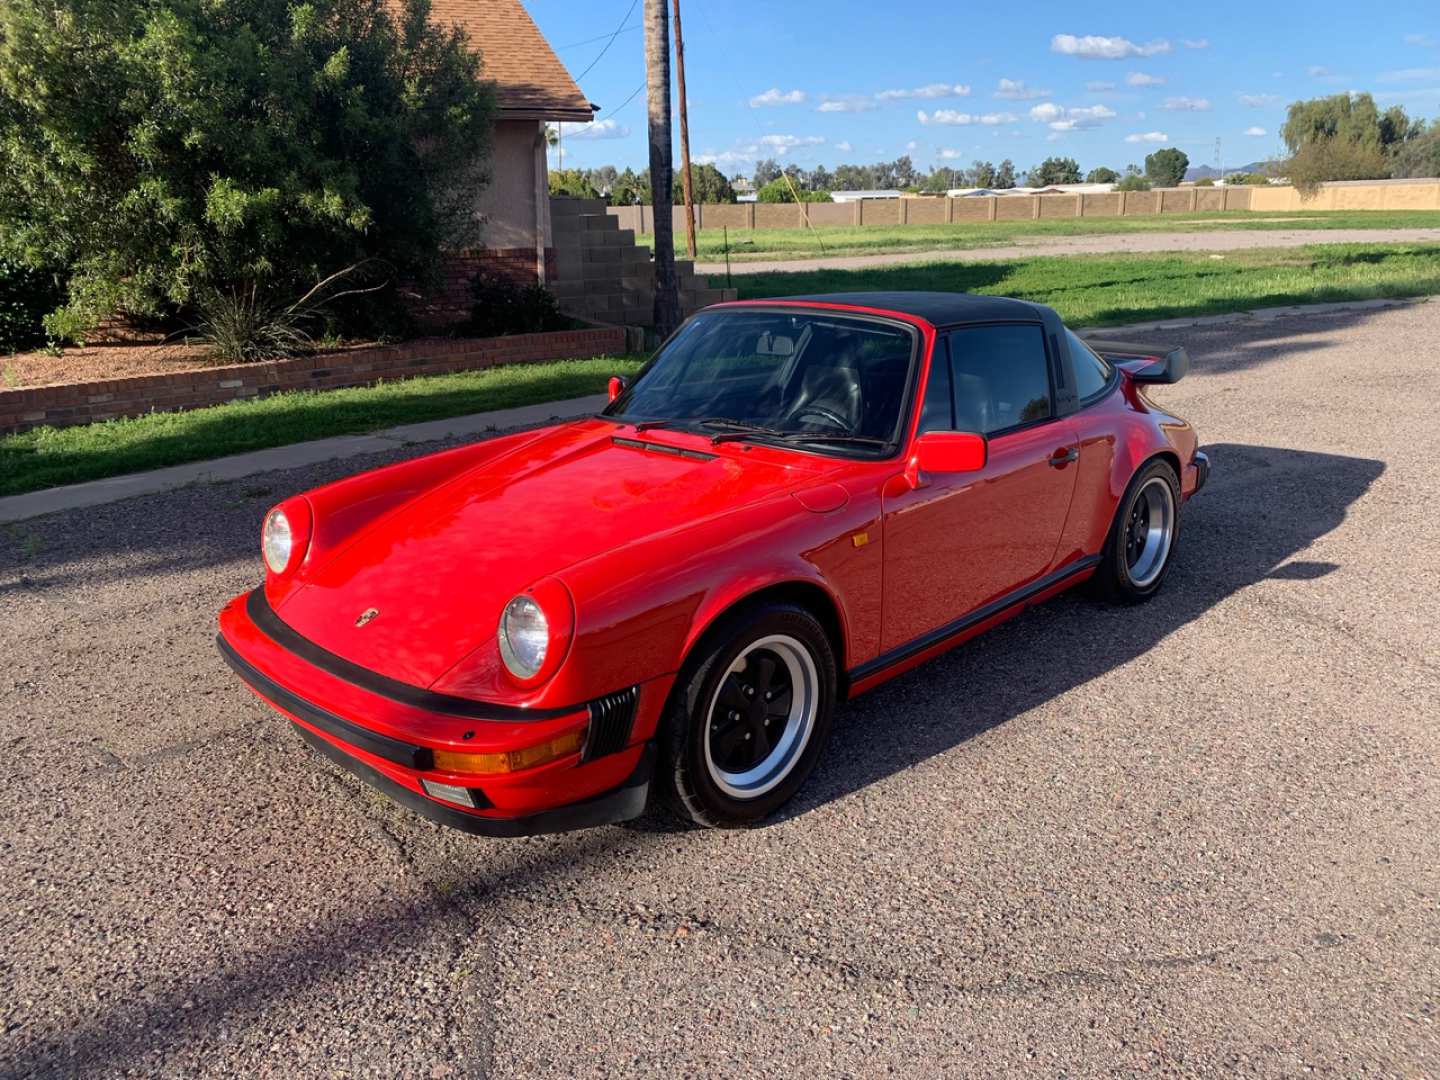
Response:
[695,226,1440,274]
[3,303,1438,1078]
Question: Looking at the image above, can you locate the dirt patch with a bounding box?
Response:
[0,338,463,391]
[2,341,221,390]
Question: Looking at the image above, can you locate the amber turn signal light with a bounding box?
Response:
[431,728,585,776]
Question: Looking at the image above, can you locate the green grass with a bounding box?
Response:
[1,355,644,497]
[644,210,1440,262]
[729,243,1440,327]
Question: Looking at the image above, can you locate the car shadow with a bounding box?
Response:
[769,441,1384,825]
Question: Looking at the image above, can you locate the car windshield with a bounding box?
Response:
[604,309,917,454]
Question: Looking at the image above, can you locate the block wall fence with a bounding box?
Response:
[605,179,1440,234]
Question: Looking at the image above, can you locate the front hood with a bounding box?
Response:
[273,420,824,687]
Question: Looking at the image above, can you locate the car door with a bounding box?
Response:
[880,323,1080,653]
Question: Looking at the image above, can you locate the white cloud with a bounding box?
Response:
[1244,126,1267,136]
[937,147,965,160]
[834,140,853,152]
[1379,67,1440,82]
[1162,96,1211,111]
[757,133,825,150]
[1307,65,1332,77]
[1125,131,1169,143]
[1051,34,1172,60]
[564,118,630,141]
[694,146,760,166]
[1406,33,1438,47]
[1182,38,1209,49]
[1086,80,1118,91]
[906,140,919,151]
[1126,71,1165,87]
[1238,93,1281,107]
[877,83,971,101]
[917,109,1016,125]
[1028,102,1116,130]
[817,96,875,113]
[748,88,806,108]
[994,78,1051,100]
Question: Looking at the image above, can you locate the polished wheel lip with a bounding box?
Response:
[703,634,819,800]
[1125,475,1176,587]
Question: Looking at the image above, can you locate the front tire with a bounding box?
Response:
[1094,459,1181,603]
[663,603,836,828]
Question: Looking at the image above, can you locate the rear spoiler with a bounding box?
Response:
[1088,340,1190,384]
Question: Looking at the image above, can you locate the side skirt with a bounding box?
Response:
[847,556,1101,693]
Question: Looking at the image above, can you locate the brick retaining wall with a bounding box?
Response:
[0,326,626,435]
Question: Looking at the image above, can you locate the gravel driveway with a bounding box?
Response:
[2,303,1437,1077]
[696,226,1440,274]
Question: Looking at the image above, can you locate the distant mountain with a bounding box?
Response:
[1185,161,1273,181]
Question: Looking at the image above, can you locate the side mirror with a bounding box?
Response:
[904,431,987,488]
[607,375,627,403]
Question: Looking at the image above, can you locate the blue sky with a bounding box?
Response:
[525,0,1440,179]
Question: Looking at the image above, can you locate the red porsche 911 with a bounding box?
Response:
[218,292,1208,835]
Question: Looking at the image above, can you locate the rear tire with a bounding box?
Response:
[1093,459,1181,604]
[662,603,836,828]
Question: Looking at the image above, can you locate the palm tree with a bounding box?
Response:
[644,0,679,336]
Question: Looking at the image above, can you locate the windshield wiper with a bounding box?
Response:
[711,427,892,450]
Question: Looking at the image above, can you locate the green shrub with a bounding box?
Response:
[1193,177,1216,187]
[1115,174,1153,192]
[0,0,496,342]
[756,179,832,203]
[0,259,62,353]
[465,273,571,338]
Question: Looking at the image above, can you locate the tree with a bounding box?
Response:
[1392,122,1440,179]
[0,0,495,341]
[610,167,648,205]
[674,163,735,204]
[549,169,599,198]
[753,158,783,188]
[1225,172,1270,185]
[644,0,678,335]
[756,179,831,203]
[1282,93,1422,191]
[1028,157,1082,186]
[892,155,918,189]
[994,160,1017,189]
[1115,173,1152,191]
[1085,166,1120,184]
[969,161,998,188]
[1144,148,1190,188]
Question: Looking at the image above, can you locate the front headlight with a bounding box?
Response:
[262,509,294,574]
[498,595,549,679]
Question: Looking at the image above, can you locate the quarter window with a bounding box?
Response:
[917,338,953,433]
[1066,328,1114,403]
[945,325,1053,436]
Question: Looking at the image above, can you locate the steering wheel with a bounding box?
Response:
[790,404,852,432]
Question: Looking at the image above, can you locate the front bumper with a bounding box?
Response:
[217,589,659,836]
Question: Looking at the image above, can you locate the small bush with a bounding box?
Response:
[0,260,62,353]
[465,273,571,337]
[1193,178,1216,187]
[1115,174,1152,192]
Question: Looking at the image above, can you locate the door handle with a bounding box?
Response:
[1048,447,1079,468]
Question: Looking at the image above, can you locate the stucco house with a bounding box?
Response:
[409,0,596,322]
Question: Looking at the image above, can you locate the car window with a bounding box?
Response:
[917,338,953,433]
[608,310,918,452]
[1066,328,1114,403]
[946,324,1052,436]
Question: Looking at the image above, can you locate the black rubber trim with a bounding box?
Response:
[295,724,655,837]
[848,555,1102,682]
[218,634,436,771]
[611,435,716,462]
[1193,450,1210,494]
[244,588,579,722]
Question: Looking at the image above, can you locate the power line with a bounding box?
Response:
[573,0,640,83]
[557,24,640,50]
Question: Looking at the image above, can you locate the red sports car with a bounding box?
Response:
[218,293,1208,835]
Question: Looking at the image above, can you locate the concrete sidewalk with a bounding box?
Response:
[0,393,607,526]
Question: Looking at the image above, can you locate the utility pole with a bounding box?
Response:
[644,0,680,336]
[672,0,697,258]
